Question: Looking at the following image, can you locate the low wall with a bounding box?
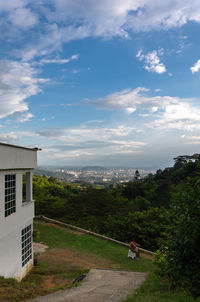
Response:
[35,215,155,259]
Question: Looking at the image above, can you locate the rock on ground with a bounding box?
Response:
[34,242,48,254]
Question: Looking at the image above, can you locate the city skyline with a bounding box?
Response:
[1,1,200,168]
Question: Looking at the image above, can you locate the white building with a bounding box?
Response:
[0,142,39,280]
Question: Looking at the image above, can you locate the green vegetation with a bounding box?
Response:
[34,221,154,272]
[33,154,200,251]
[156,177,200,298]
[34,222,195,302]
[0,220,192,301]
[123,273,195,302]
[32,153,200,299]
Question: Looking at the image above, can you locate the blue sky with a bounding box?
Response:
[1,0,200,168]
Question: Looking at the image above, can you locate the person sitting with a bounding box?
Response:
[128,238,141,259]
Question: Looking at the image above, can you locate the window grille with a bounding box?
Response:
[5,174,16,217]
[21,225,32,267]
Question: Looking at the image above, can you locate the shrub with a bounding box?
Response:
[156,177,200,298]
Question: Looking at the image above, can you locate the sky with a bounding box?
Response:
[1,0,200,168]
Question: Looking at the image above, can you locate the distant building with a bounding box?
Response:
[0,142,39,280]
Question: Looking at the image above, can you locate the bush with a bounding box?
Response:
[156,177,200,298]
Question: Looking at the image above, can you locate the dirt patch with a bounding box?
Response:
[41,275,55,291]
[38,248,116,270]
[34,242,48,254]
[140,252,154,260]
[34,246,116,295]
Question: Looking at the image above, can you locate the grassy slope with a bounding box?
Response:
[0,221,187,302]
[123,273,188,302]
[34,221,153,272]
[35,221,188,302]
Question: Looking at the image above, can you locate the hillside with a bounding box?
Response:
[0,220,152,301]
[0,219,193,301]
[30,154,200,299]
[33,154,200,251]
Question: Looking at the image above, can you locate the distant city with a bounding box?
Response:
[35,166,156,185]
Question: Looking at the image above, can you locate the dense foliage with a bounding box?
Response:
[32,154,200,298]
[33,176,174,250]
[33,154,199,251]
[156,177,200,297]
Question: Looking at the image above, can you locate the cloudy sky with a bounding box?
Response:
[1,0,200,168]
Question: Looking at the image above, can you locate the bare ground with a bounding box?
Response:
[38,248,117,270]
[29,269,147,302]
[34,242,48,254]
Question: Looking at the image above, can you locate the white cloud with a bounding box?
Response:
[16,112,34,122]
[0,60,48,120]
[137,50,166,74]
[20,24,90,61]
[190,59,200,73]
[37,125,137,142]
[41,116,55,122]
[180,135,200,144]
[8,7,38,29]
[125,107,137,114]
[127,0,200,32]
[0,131,18,142]
[85,87,200,131]
[136,49,144,59]
[0,0,26,12]
[85,87,171,112]
[151,102,200,131]
[86,120,103,124]
[1,1,200,60]
[18,124,146,160]
[50,0,200,35]
[40,54,79,65]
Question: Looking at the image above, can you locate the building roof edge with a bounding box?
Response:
[0,142,41,151]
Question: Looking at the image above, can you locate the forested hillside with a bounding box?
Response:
[33,154,200,251]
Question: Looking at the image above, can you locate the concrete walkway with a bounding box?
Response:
[29,269,147,302]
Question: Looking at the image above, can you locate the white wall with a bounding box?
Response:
[0,221,33,280]
[0,171,34,279]
[0,145,37,170]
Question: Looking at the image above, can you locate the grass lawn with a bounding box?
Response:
[0,220,188,302]
[123,273,191,302]
[34,221,154,272]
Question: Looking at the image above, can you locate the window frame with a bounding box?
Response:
[21,224,33,267]
[5,174,16,217]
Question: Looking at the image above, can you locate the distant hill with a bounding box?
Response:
[81,166,108,171]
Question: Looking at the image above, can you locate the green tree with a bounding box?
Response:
[133,196,151,211]
[128,207,173,250]
[134,169,140,181]
[122,181,144,200]
[156,177,200,297]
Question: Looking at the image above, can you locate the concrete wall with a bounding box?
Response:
[0,144,37,170]
[0,171,34,280]
[0,221,33,280]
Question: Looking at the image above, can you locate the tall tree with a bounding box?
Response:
[134,170,140,181]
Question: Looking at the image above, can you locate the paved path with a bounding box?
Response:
[29,269,147,302]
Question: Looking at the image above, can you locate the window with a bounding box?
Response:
[22,172,33,203]
[5,174,16,217]
[21,225,32,267]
